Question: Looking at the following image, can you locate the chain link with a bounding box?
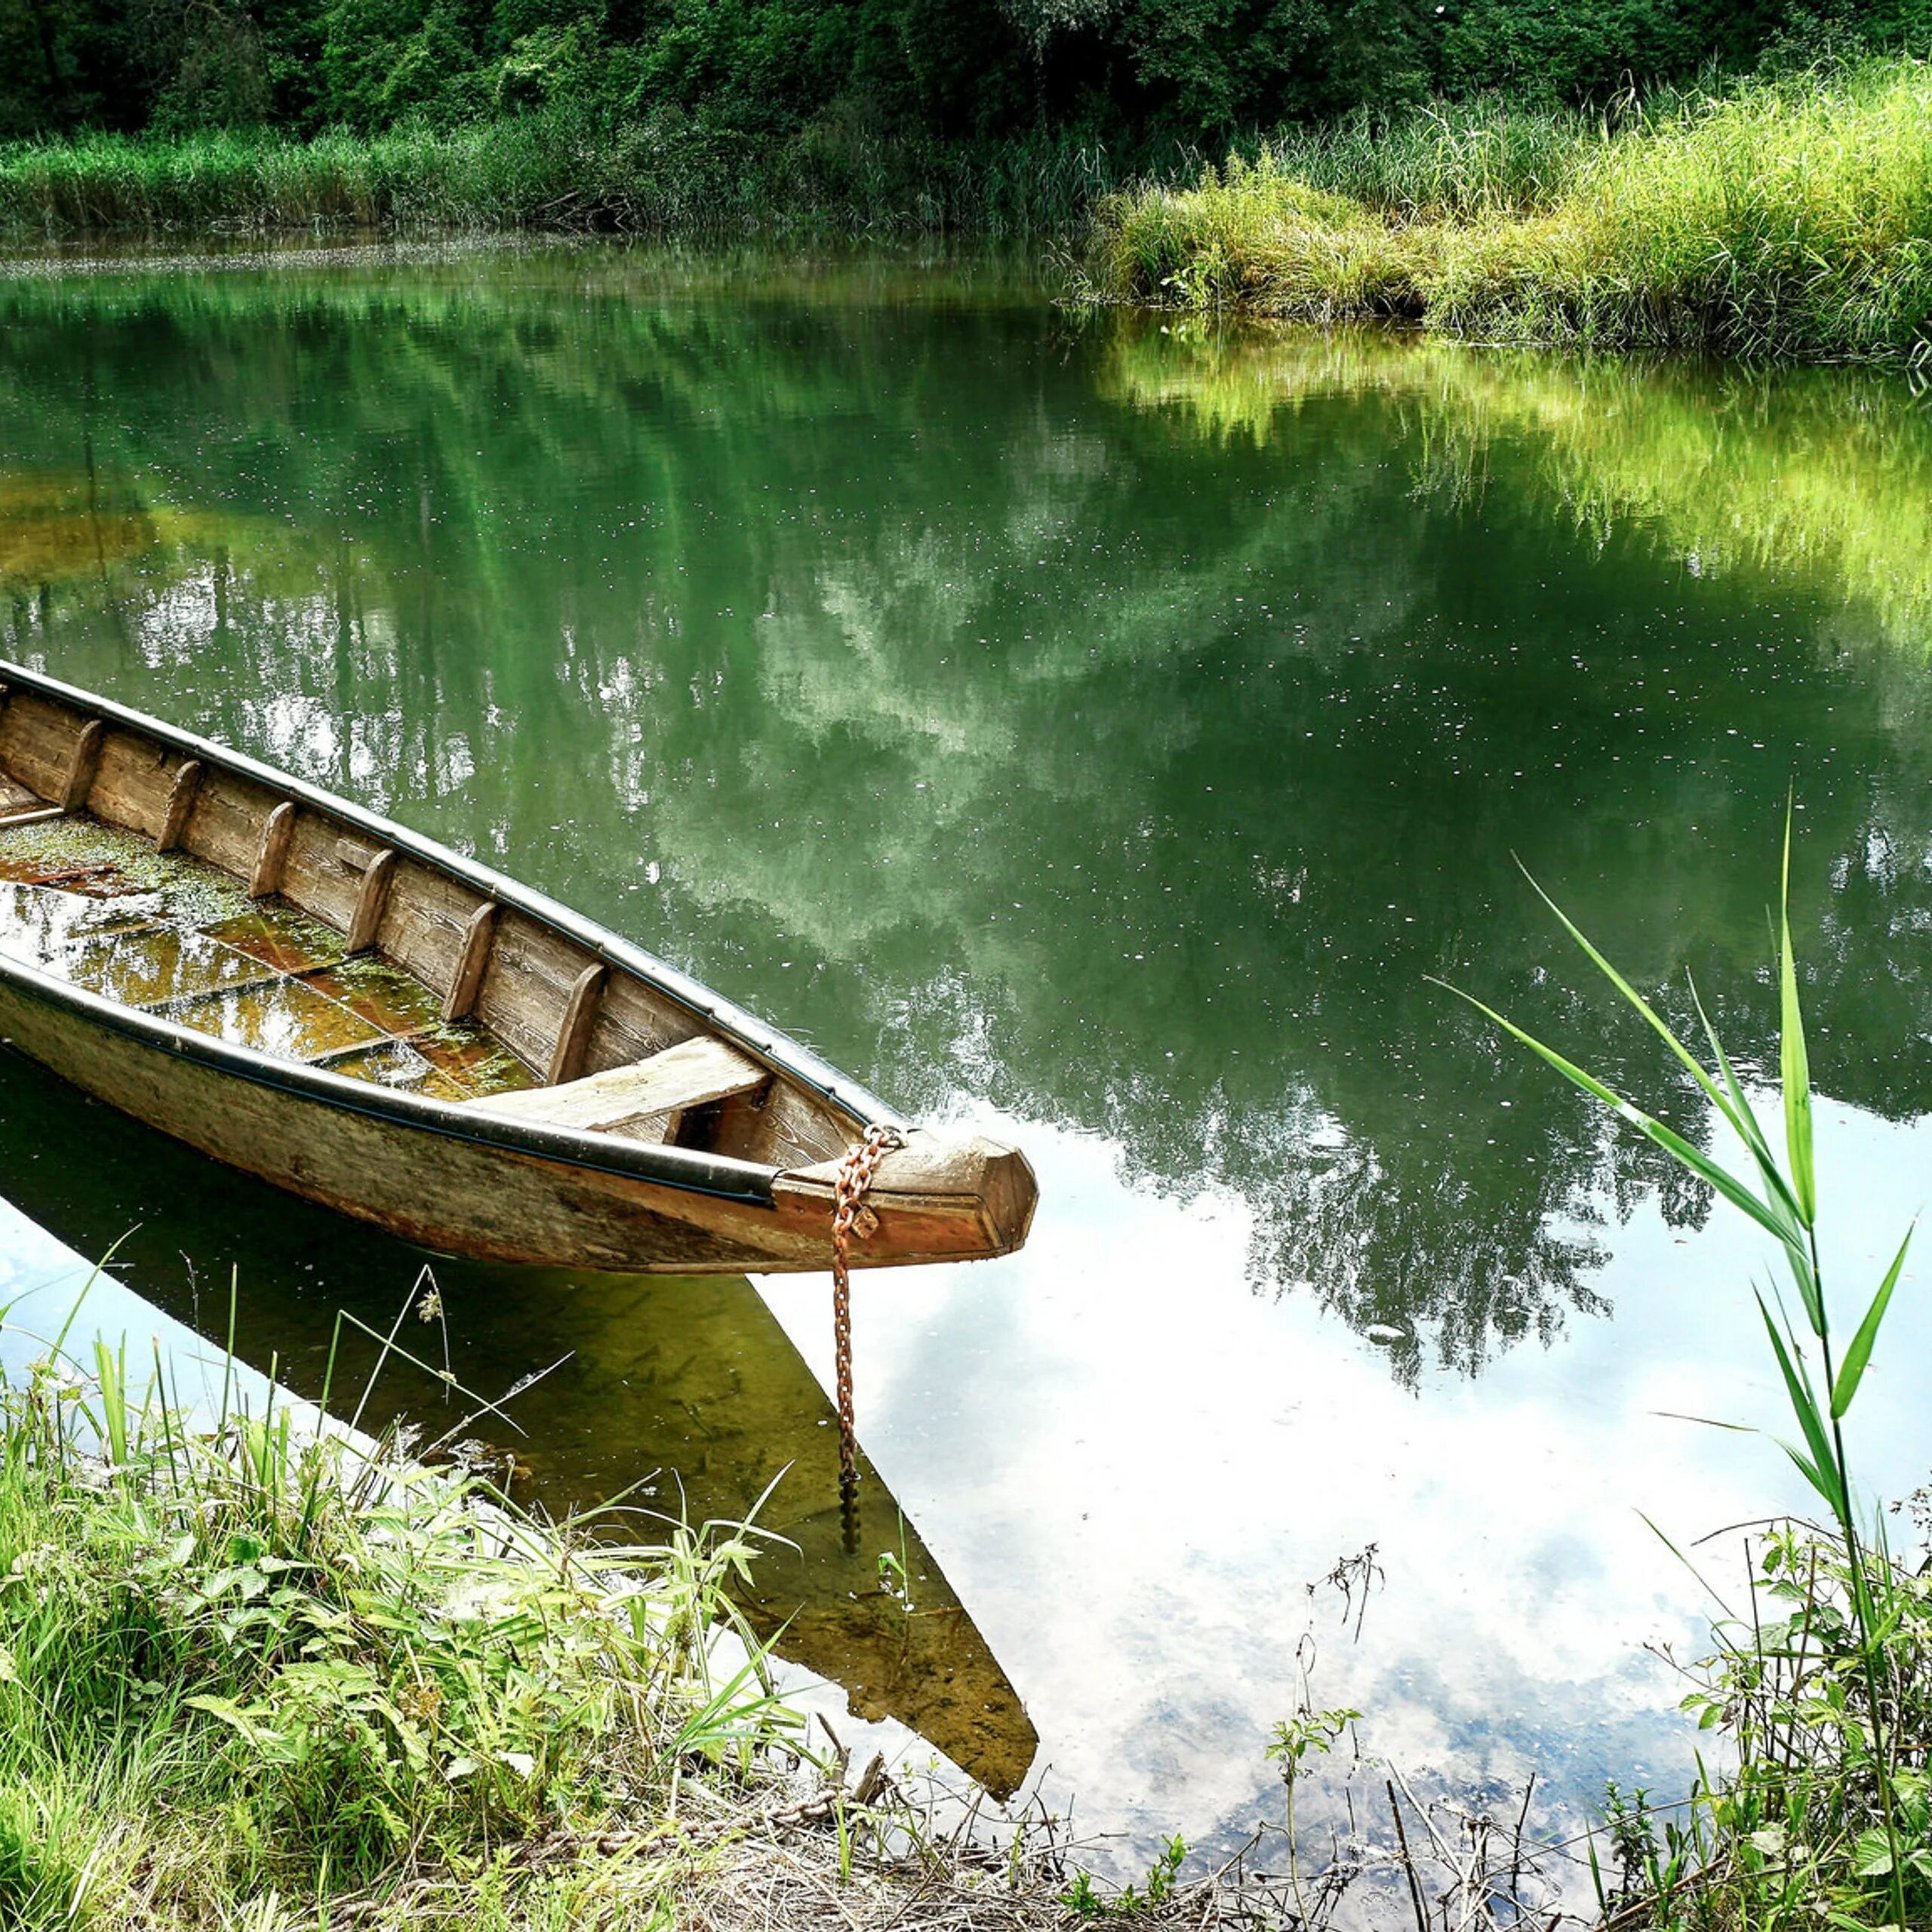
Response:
[832,1121,904,1491]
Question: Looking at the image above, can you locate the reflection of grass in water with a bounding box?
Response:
[0,471,158,584]
[0,467,336,595]
[1100,321,1932,648]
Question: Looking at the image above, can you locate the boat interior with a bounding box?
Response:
[0,681,858,1171]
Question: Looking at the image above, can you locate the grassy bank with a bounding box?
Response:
[0,117,1181,241]
[1084,57,1932,359]
[13,1318,1930,1932]
[0,1318,1112,1930]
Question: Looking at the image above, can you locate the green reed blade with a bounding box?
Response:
[1831,1224,1912,1421]
[1685,969,1804,1232]
[1523,863,1758,1149]
[1438,982,1807,1264]
[1780,806,1817,1235]
[1755,1291,1841,1516]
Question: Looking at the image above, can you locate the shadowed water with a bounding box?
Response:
[3,242,1932,1872]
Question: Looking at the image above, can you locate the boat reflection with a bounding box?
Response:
[0,1043,1038,1798]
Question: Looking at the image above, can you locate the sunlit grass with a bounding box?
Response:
[0,1288,801,1927]
[1084,57,1932,359]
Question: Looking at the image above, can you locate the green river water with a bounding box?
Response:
[4,238,1932,1875]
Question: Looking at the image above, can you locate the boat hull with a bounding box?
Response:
[0,977,1032,1273]
[1,977,791,1269]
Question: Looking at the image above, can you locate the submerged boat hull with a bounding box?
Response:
[0,661,1035,1273]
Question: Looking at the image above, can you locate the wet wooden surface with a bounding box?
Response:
[0,815,541,1105]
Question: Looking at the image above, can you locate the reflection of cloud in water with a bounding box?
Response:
[761,1096,1932,1874]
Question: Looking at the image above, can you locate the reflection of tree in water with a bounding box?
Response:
[6,260,1932,1379]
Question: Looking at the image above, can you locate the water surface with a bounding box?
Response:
[4,242,1932,1875]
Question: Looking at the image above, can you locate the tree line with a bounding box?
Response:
[3,0,1927,149]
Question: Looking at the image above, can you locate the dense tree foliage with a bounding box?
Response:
[2,0,1928,148]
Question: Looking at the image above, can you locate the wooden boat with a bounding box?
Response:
[0,660,1037,1274]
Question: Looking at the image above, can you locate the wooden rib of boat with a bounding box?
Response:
[0,660,1037,1274]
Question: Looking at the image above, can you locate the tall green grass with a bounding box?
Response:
[1232,93,1623,220]
[0,115,1189,240]
[1085,57,1932,360]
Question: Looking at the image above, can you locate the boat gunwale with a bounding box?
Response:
[0,657,902,1195]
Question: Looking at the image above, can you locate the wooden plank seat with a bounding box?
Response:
[463,1035,768,1144]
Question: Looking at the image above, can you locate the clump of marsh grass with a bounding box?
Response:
[1082,156,1434,318]
[1241,94,1623,222]
[1443,57,1932,358]
[1084,55,1932,360]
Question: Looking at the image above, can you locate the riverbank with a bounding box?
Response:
[0,1333,1116,1930]
[1081,57,1932,361]
[14,1326,1927,1932]
[10,57,1932,364]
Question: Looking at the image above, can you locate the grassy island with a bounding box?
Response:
[1081,57,1932,360]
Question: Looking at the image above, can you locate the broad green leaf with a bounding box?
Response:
[1780,807,1817,1230]
[1854,1829,1895,1878]
[1832,1223,1913,1420]
[185,1694,273,1749]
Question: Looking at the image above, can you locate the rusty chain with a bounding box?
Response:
[831,1121,904,1491]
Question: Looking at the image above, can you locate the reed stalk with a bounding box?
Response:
[1445,808,1921,1926]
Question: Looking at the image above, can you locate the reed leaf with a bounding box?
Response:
[1438,982,1808,1266]
[1830,1224,1912,1422]
[1754,1290,1844,1518]
[1779,808,1817,1235]
[1686,971,1803,1232]
[1524,866,1751,1143]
